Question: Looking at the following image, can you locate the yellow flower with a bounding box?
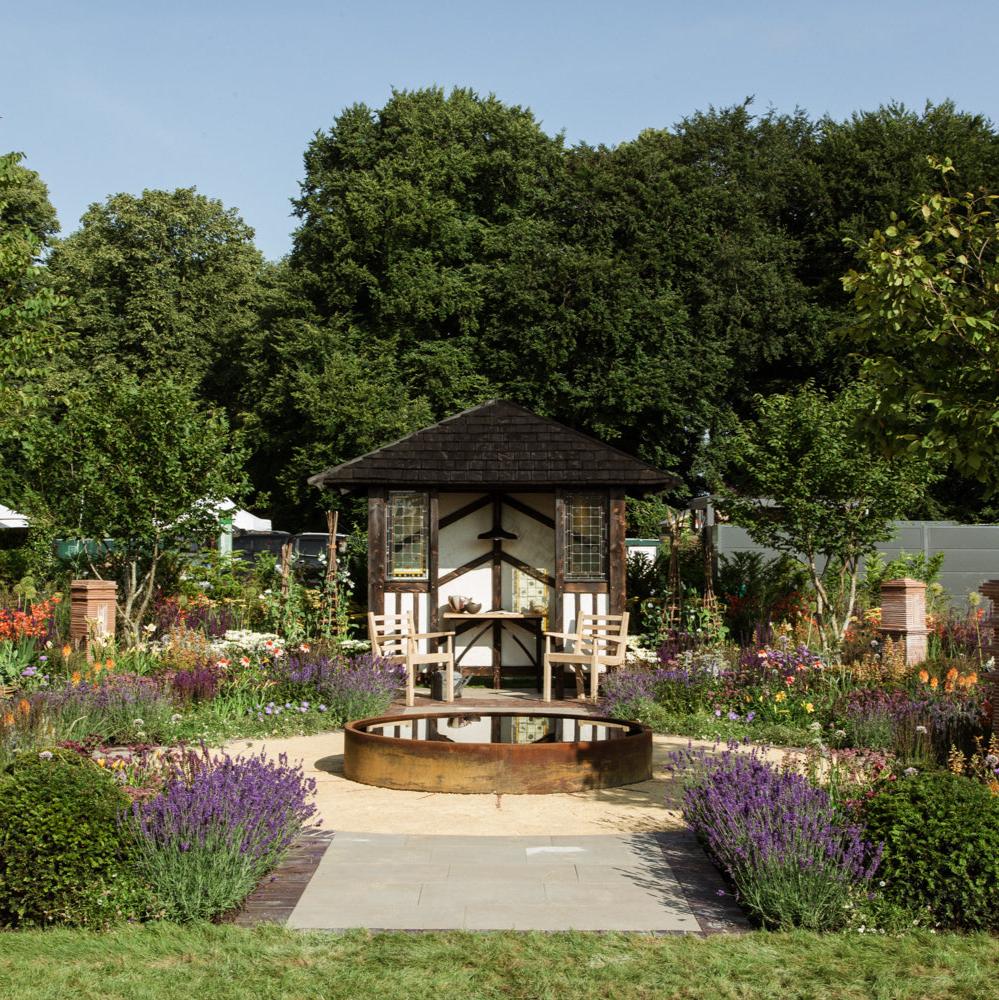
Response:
[775,691,787,703]
[805,703,815,713]
[71,670,82,685]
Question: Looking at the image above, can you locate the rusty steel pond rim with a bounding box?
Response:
[343,710,653,795]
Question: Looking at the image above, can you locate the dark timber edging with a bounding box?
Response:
[653,830,751,935]
[232,829,334,927]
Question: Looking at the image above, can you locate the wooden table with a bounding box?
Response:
[442,611,545,689]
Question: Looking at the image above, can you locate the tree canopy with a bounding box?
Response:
[7,92,999,535]
[713,384,937,645]
[844,159,999,491]
[47,187,263,403]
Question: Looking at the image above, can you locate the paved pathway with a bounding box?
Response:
[271,831,746,933]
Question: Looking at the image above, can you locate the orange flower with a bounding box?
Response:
[16,699,30,717]
[61,644,72,658]
[930,676,939,690]
[946,667,959,682]
[71,670,82,685]
[918,670,929,684]
[105,659,115,672]
[2,712,14,726]
[967,672,978,687]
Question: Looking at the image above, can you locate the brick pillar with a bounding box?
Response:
[979,580,999,735]
[70,579,117,651]
[878,577,927,665]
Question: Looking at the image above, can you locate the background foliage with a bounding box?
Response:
[3,91,999,534]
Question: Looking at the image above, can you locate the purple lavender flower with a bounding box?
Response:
[668,746,882,930]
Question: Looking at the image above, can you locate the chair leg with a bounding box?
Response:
[406,664,415,707]
[445,659,454,703]
[542,657,551,702]
[590,658,599,701]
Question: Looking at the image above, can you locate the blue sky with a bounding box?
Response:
[4,1,998,260]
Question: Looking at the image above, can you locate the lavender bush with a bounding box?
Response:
[603,655,718,719]
[128,747,317,921]
[669,746,882,929]
[34,673,175,744]
[273,652,405,725]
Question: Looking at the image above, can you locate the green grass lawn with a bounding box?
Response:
[1,924,996,1000]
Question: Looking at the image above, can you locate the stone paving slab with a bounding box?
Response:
[284,831,747,933]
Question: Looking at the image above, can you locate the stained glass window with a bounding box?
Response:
[565,495,607,580]
[387,491,428,579]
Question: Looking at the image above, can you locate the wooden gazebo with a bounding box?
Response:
[309,400,675,689]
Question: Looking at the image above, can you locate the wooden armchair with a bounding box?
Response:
[542,612,630,702]
[367,612,456,707]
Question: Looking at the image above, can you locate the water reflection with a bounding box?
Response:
[363,715,630,744]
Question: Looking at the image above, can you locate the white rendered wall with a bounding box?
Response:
[437,492,555,668]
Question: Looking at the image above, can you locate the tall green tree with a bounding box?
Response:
[239,263,434,526]
[714,385,935,646]
[0,153,67,502]
[843,159,999,490]
[47,187,263,404]
[22,377,247,643]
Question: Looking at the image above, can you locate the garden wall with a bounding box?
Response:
[713,520,999,605]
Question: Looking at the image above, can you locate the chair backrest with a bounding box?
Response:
[577,612,630,664]
[367,612,413,660]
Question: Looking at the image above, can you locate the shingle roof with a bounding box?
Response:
[308,400,676,493]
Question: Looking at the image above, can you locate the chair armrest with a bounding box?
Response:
[410,631,456,640]
[601,634,628,647]
[543,631,576,641]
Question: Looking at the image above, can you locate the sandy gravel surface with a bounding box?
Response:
[224,730,722,835]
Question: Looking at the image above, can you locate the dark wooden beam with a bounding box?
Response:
[437,551,492,589]
[554,491,566,699]
[500,493,555,529]
[384,580,429,593]
[438,494,490,529]
[429,491,440,631]
[499,551,555,588]
[609,489,627,616]
[367,489,386,615]
[492,497,503,687]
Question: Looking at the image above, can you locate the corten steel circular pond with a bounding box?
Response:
[343,711,652,794]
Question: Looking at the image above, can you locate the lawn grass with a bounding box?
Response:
[1,924,996,1000]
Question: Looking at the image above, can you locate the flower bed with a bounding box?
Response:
[669,745,881,930]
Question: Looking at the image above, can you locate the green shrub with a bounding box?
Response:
[0,749,153,926]
[862,770,999,930]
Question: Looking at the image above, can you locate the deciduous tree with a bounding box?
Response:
[843,159,999,491]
